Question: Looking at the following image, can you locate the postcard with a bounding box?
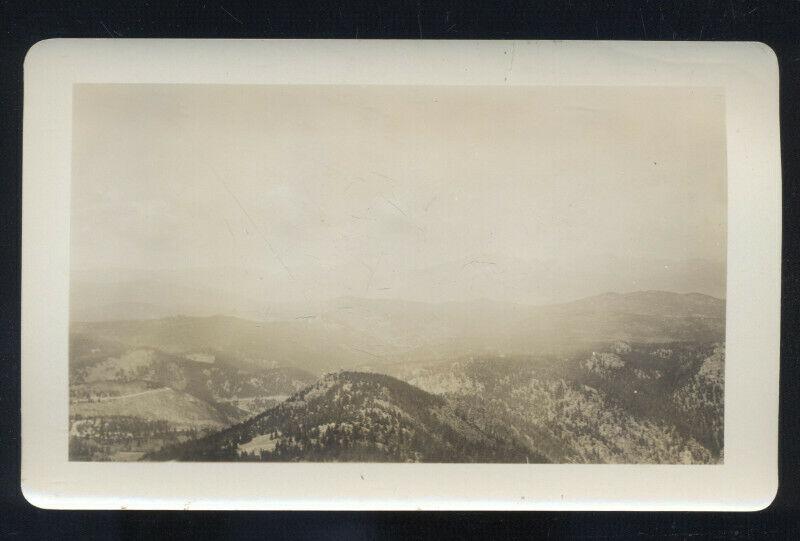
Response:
[21,39,781,510]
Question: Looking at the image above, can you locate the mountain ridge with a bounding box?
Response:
[73,289,725,323]
[146,370,548,463]
[72,290,725,374]
[148,337,723,464]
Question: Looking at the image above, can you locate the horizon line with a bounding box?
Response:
[70,288,726,325]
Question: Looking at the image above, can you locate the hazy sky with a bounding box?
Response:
[72,84,726,304]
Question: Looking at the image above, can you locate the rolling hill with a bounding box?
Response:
[71,315,388,374]
[68,335,317,461]
[71,386,231,428]
[72,290,725,374]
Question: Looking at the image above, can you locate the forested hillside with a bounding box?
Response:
[391,341,723,463]
[70,291,725,463]
[147,371,547,463]
[150,339,723,464]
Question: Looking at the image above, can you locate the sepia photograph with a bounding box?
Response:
[20,39,781,510]
[2,0,795,534]
[68,83,727,464]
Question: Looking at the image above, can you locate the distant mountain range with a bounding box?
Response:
[70,257,725,321]
[72,290,725,374]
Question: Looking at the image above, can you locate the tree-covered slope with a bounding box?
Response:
[147,371,549,463]
[391,341,724,464]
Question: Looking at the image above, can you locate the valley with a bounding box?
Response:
[69,290,725,463]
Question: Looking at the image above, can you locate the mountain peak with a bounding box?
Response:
[149,370,543,463]
[554,289,724,319]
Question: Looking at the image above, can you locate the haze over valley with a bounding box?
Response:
[69,84,726,463]
[71,290,725,463]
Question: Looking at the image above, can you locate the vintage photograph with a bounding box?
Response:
[68,83,726,464]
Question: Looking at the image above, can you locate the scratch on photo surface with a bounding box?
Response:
[462,260,497,269]
[382,196,408,218]
[348,346,386,360]
[424,194,439,212]
[370,171,398,184]
[360,256,380,292]
[343,176,367,193]
[212,167,294,280]
[223,218,235,240]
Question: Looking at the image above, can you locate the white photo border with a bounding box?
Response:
[21,39,781,510]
